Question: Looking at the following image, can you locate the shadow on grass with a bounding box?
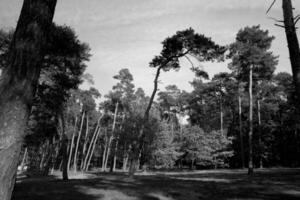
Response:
[12,168,300,200]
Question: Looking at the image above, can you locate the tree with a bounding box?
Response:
[229,25,278,174]
[129,28,225,176]
[0,0,57,199]
[282,0,300,102]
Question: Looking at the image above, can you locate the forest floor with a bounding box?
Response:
[12,168,300,200]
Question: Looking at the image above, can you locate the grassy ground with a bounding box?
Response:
[12,168,300,200]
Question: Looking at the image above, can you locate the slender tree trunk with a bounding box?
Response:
[104,136,113,171]
[238,93,245,168]
[73,111,85,172]
[104,102,119,171]
[220,96,223,136]
[111,113,124,172]
[85,127,101,171]
[81,115,89,170]
[0,1,56,198]
[20,147,28,172]
[123,150,129,172]
[112,140,119,172]
[40,140,49,170]
[101,135,108,171]
[248,65,254,175]
[83,128,97,170]
[282,0,300,100]
[68,116,77,171]
[83,114,102,171]
[257,99,263,168]
[82,126,98,171]
[129,67,163,177]
[43,139,55,176]
[60,114,69,181]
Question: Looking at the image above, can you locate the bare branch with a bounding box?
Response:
[266,0,277,14]
[267,16,284,23]
[294,14,300,20]
[184,55,195,68]
[275,23,285,28]
[294,16,300,25]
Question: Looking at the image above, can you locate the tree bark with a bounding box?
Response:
[248,65,254,175]
[0,0,57,196]
[73,111,85,172]
[282,0,300,100]
[238,93,245,168]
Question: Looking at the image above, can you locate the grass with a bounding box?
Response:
[12,168,300,200]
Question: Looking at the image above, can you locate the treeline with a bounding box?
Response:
[1,24,298,179]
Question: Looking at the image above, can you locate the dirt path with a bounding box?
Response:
[12,168,300,200]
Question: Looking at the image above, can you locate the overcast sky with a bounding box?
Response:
[1,0,300,96]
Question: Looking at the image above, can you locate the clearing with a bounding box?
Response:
[12,168,300,200]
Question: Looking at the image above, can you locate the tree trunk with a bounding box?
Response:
[39,141,49,170]
[112,140,119,172]
[104,102,119,171]
[59,113,68,181]
[0,0,57,196]
[73,111,85,172]
[101,135,108,171]
[104,136,113,171]
[67,116,77,171]
[282,0,300,100]
[238,90,245,168]
[83,114,102,171]
[257,99,263,169]
[43,139,55,176]
[82,126,97,171]
[81,114,89,170]
[248,65,254,175]
[220,96,223,136]
[20,147,28,172]
[85,127,101,171]
[122,146,129,172]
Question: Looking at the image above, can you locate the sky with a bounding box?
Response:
[1,0,300,97]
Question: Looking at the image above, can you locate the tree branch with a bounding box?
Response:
[275,23,286,28]
[266,0,277,14]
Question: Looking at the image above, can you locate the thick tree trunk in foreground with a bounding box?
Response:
[0,1,56,199]
[248,65,254,175]
[282,0,300,100]
[238,94,245,169]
